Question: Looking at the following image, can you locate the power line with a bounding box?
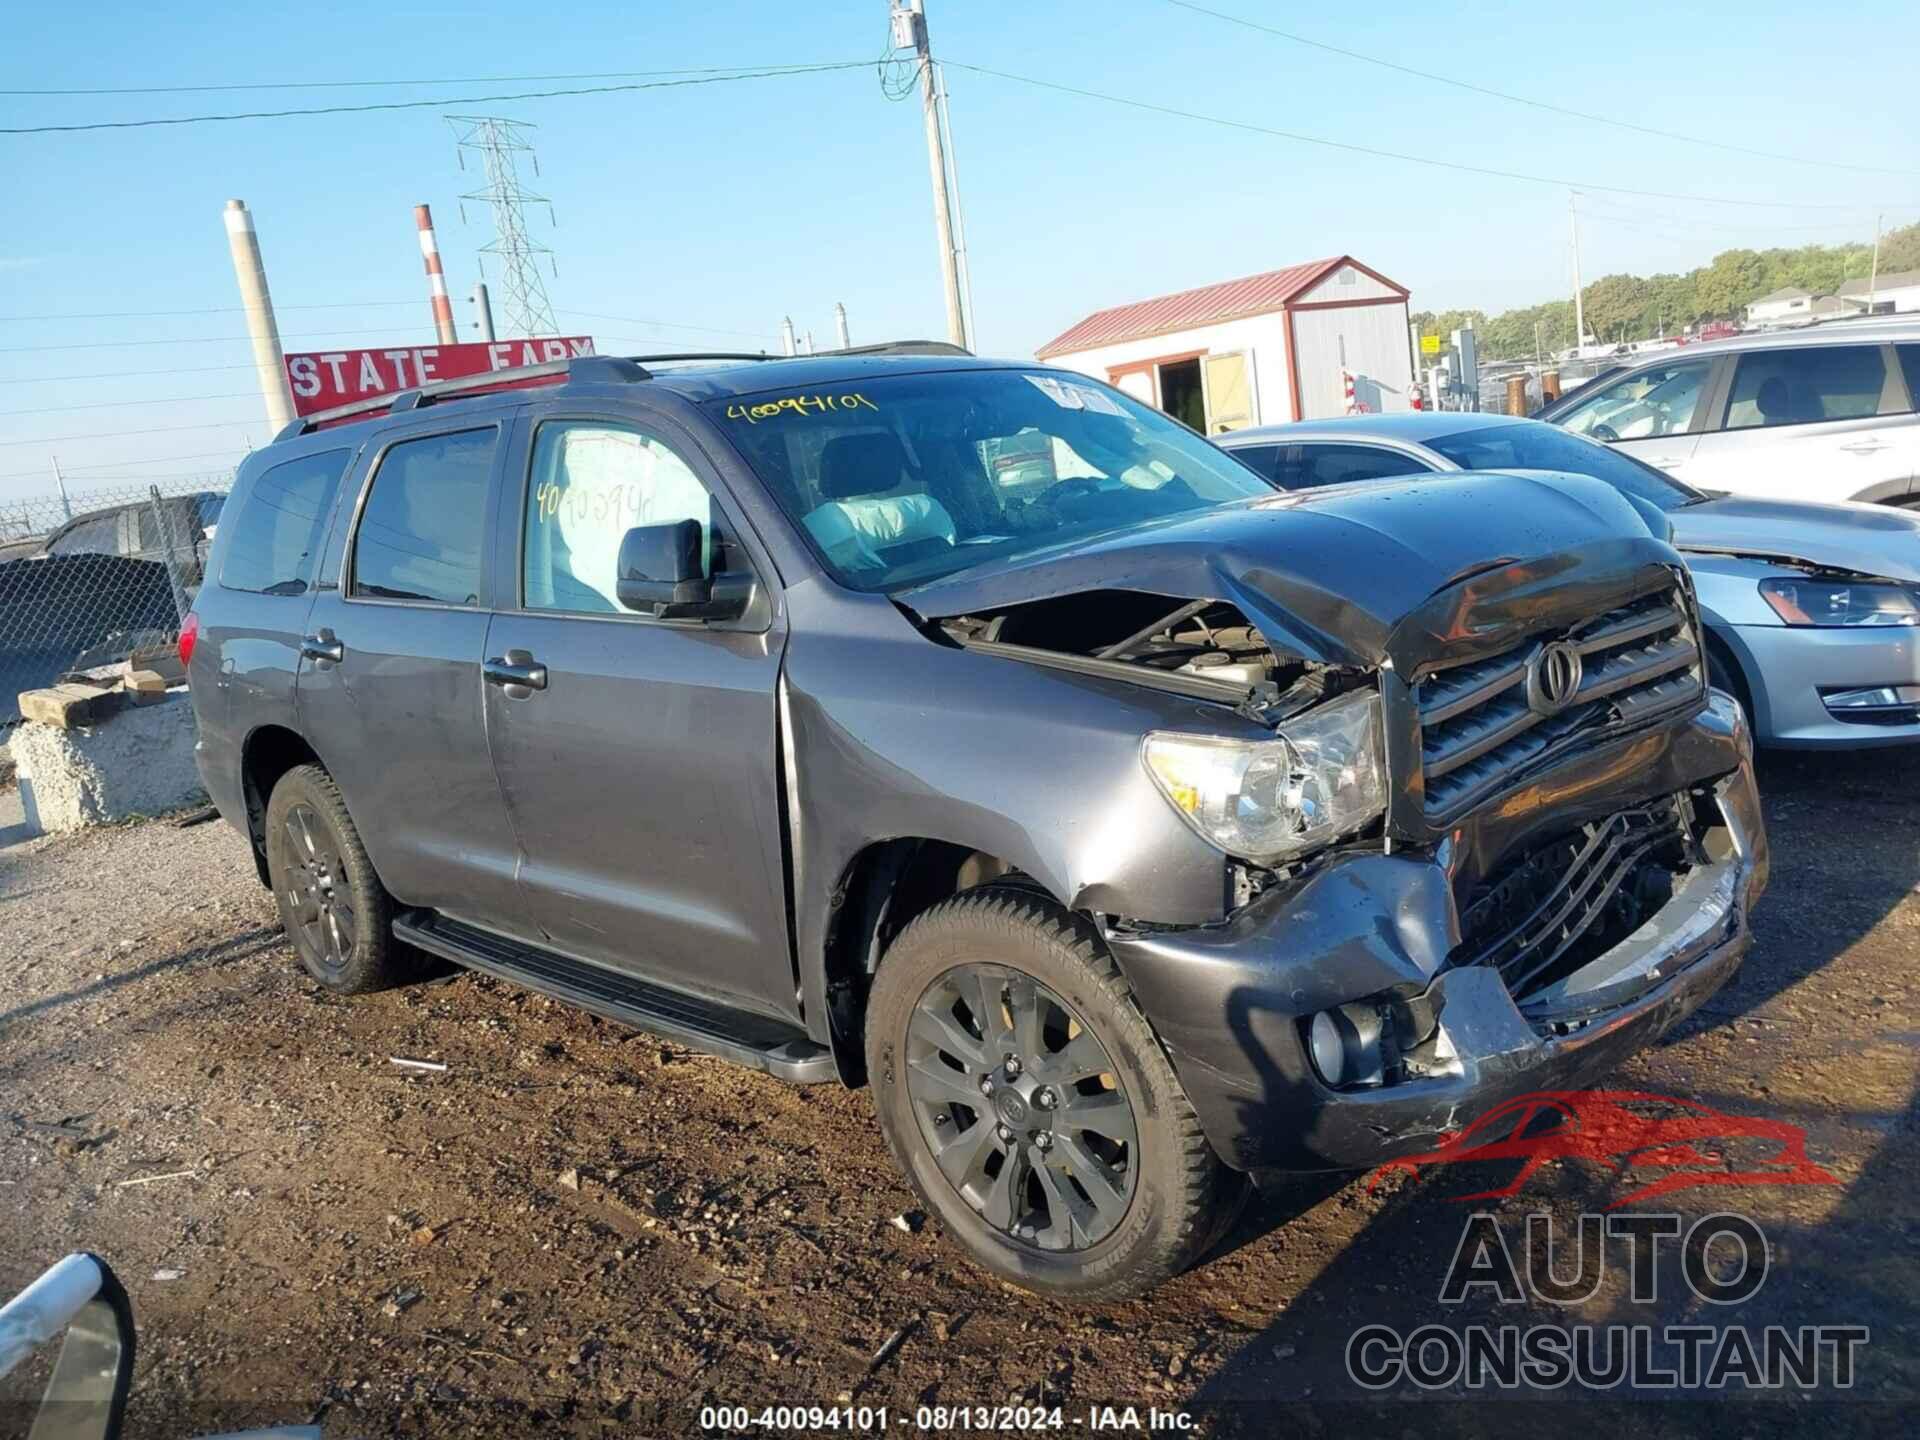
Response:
[0,299,421,322]
[939,59,1900,212]
[0,449,247,480]
[0,61,870,97]
[0,61,872,135]
[1,419,267,448]
[0,391,260,418]
[4,326,433,353]
[557,308,780,341]
[1158,0,1919,179]
[0,362,268,386]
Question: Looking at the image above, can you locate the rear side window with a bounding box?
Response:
[350,429,494,606]
[1284,444,1430,489]
[47,515,120,557]
[1724,345,1888,430]
[1898,345,1920,411]
[220,449,351,595]
[1225,443,1283,480]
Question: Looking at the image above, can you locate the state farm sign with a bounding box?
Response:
[282,336,597,416]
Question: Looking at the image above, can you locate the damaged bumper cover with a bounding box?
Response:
[1104,694,1767,1173]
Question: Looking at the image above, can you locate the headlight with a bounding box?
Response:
[1143,689,1387,865]
[1760,576,1920,627]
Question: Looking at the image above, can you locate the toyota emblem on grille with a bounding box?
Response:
[1527,640,1585,715]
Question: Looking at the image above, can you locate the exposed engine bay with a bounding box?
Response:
[931,589,1360,722]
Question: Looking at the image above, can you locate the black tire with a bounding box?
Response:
[1704,636,1753,727]
[264,763,404,994]
[865,887,1240,1303]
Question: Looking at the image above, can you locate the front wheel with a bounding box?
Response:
[866,888,1241,1302]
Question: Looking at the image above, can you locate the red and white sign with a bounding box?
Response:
[282,336,597,416]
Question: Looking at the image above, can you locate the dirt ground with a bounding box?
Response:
[2,749,1916,1437]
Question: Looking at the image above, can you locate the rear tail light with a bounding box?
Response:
[179,611,201,673]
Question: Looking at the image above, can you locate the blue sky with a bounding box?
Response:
[3,0,1915,501]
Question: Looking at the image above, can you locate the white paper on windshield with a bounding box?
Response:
[1024,375,1084,409]
[1068,383,1126,417]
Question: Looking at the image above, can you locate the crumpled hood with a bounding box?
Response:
[1672,493,1920,582]
[902,471,1678,668]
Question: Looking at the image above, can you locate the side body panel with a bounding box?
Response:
[294,417,526,931]
[480,404,797,1019]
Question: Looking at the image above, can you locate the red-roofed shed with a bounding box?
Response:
[1035,256,1417,428]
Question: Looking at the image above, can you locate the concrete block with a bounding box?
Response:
[17,684,128,730]
[11,691,207,835]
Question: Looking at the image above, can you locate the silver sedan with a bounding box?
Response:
[1217,412,1920,748]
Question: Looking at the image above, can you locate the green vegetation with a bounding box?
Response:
[1413,222,1920,361]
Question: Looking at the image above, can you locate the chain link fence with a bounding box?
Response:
[0,474,235,727]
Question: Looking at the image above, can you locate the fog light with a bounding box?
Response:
[1308,1003,1387,1089]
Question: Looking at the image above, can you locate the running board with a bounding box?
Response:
[392,912,836,1084]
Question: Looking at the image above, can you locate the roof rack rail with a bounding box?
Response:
[818,339,973,357]
[614,351,774,364]
[274,352,652,441]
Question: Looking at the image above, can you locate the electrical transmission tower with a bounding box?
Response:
[446,115,558,339]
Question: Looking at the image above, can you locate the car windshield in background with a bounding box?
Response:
[710,370,1277,592]
[1427,422,1703,512]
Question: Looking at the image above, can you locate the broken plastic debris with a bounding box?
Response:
[388,1057,448,1073]
[151,1269,185,1282]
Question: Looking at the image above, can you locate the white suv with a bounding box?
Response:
[1536,322,1920,506]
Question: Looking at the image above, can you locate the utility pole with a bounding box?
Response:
[781,316,797,357]
[1869,212,1884,314]
[899,1,968,349]
[471,282,496,342]
[835,302,852,349]
[49,455,72,521]
[222,199,295,433]
[1568,190,1587,353]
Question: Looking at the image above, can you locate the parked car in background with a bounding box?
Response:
[1220,412,1920,746]
[187,350,1762,1300]
[39,490,225,590]
[1532,322,1920,506]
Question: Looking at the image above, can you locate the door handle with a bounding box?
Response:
[483,651,548,694]
[1840,439,1889,455]
[299,630,344,666]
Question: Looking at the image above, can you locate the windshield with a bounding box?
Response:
[710,369,1277,592]
[1426,422,1702,513]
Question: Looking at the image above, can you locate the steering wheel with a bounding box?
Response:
[1588,422,1621,442]
[1031,475,1106,510]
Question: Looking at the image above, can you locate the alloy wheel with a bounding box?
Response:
[905,963,1138,1251]
[282,802,356,973]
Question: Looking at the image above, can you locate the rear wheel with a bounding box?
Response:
[866,888,1240,1302]
[264,764,404,994]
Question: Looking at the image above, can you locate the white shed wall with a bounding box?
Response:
[1042,312,1293,427]
[1294,263,1400,305]
[1289,301,1416,418]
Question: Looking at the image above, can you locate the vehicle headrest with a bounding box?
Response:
[1755,376,1792,420]
[820,432,914,500]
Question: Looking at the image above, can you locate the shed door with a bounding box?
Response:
[1202,352,1254,433]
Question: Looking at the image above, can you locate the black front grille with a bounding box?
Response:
[1417,588,1703,820]
[1451,799,1691,1004]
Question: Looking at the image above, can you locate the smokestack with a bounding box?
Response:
[222,200,295,433]
[780,316,796,357]
[834,301,851,349]
[414,203,458,345]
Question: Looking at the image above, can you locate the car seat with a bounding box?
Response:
[803,433,958,572]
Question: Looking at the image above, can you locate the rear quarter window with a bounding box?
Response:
[219,448,352,595]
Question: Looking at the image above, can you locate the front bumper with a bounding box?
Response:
[1731,621,1920,747]
[1106,695,1767,1173]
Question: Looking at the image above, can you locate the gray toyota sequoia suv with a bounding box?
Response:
[186,349,1767,1300]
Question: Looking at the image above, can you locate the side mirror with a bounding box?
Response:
[616,521,751,622]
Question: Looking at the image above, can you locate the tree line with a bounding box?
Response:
[1412,221,1920,362]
